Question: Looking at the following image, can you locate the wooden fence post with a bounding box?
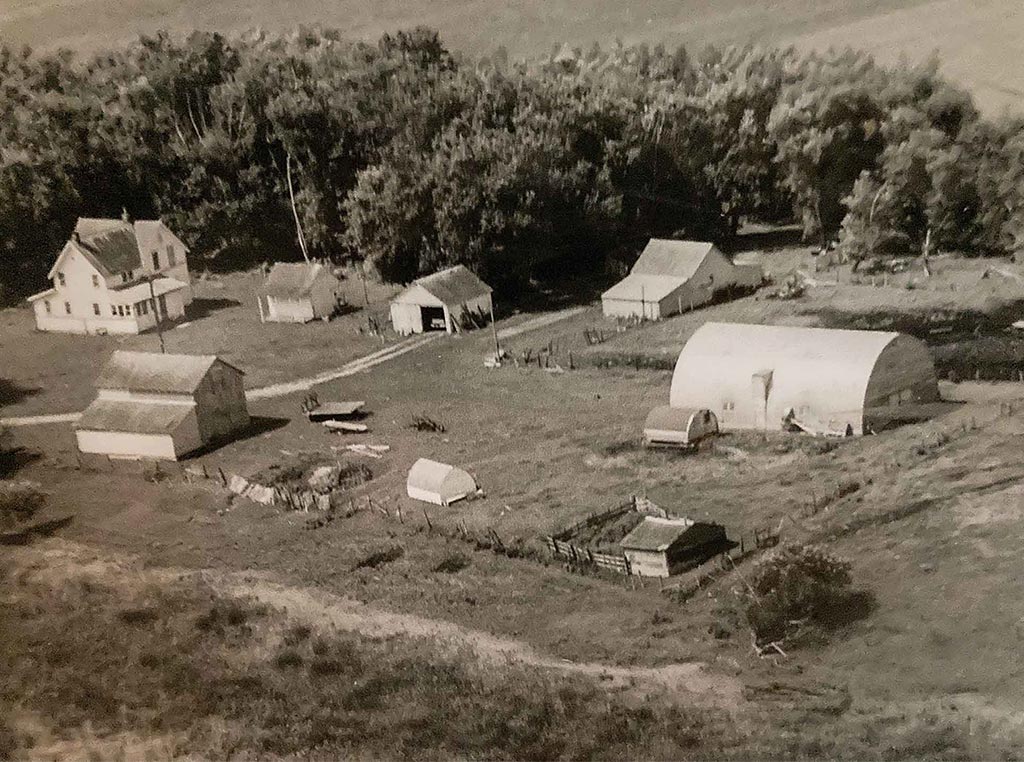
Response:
[423,508,433,531]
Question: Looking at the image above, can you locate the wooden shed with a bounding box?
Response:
[261,262,341,323]
[390,265,493,335]
[406,458,477,506]
[75,351,249,460]
[670,322,940,435]
[642,406,718,447]
[619,517,729,578]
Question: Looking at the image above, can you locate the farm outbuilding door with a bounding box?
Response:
[421,306,447,332]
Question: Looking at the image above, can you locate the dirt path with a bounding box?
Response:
[17,539,744,707]
[496,307,588,340]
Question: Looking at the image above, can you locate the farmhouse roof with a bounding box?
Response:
[632,239,717,279]
[412,265,492,305]
[619,516,700,552]
[264,262,332,299]
[602,272,688,303]
[49,218,184,278]
[74,398,194,434]
[94,350,242,394]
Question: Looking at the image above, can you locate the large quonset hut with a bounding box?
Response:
[669,322,940,435]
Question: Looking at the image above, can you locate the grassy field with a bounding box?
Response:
[2,0,1021,114]
[5,240,1024,756]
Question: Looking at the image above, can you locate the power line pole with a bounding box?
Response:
[148,275,165,354]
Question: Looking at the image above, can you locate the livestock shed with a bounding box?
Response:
[261,262,341,323]
[75,351,249,460]
[601,239,763,320]
[620,516,729,578]
[643,406,718,447]
[390,265,493,335]
[669,322,940,435]
[406,458,478,506]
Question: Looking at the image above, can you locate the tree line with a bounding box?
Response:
[1,27,1022,301]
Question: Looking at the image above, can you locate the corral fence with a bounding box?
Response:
[544,495,782,591]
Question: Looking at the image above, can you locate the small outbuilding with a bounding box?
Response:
[406,458,478,506]
[669,322,940,435]
[75,350,249,460]
[602,239,762,320]
[620,516,729,578]
[642,406,718,448]
[261,262,342,323]
[390,265,493,335]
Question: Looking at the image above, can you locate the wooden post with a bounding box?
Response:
[489,297,500,360]
[218,467,227,486]
[422,508,432,531]
[397,504,403,523]
[148,275,165,354]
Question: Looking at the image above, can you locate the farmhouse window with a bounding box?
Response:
[92,303,100,316]
[111,305,117,316]
[152,251,160,269]
[44,301,51,314]
[723,401,735,411]
[92,274,99,287]
[167,245,176,266]
[58,272,66,286]
[64,302,71,314]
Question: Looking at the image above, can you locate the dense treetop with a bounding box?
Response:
[1,28,1021,301]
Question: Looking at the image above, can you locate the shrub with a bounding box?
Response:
[738,543,859,647]
[0,482,45,527]
[353,545,404,570]
[433,552,470,574]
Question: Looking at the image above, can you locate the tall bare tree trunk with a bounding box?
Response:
[286,152,310,263]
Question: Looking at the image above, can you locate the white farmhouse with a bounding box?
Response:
[27,214,192,335]
[602,239,763,320]
[390,265,493,335]
[75,350,249,461]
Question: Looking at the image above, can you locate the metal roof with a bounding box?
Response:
[94,350,242,394]
[405,265,492,306]
[264,262,334,298]
[632,239,717,279]
[74,399,194,434]
[619,516,696,552]
[643,406,710,432]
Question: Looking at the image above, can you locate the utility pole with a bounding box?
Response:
[489,296,500,360]
[148,275,165,354]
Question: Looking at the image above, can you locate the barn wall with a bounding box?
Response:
[602,296,664,320]
[308,273,340,318]
[623,549,670,577]
[447,293,492,331]
[390,302,424,334]
[193,365,249,444]
[76,430,179,460]
[267,296,315,323]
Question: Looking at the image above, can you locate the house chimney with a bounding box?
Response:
[121,207,130,223]
[71,231,81,243]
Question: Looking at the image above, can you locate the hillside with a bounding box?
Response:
[2,0,1021,114]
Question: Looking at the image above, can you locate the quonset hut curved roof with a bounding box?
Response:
[406,458,478,506]
[669,322,937,434]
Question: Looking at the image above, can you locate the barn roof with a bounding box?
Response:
[264,262,333,298]
[94,350,242,394]
[619,516,696,552]
[632,239,717,279]
[602,273,687,303]
[409,265,491,306]
[74,399,194,434]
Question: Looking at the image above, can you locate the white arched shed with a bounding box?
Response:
[406,458,478,506]
[669,322,939,435]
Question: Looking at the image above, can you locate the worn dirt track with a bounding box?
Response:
[15,539,744,707]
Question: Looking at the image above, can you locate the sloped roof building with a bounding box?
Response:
[75,351,249,460]
[602,239,763,320]
[390,265,493,334]
[261,262,342,323]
